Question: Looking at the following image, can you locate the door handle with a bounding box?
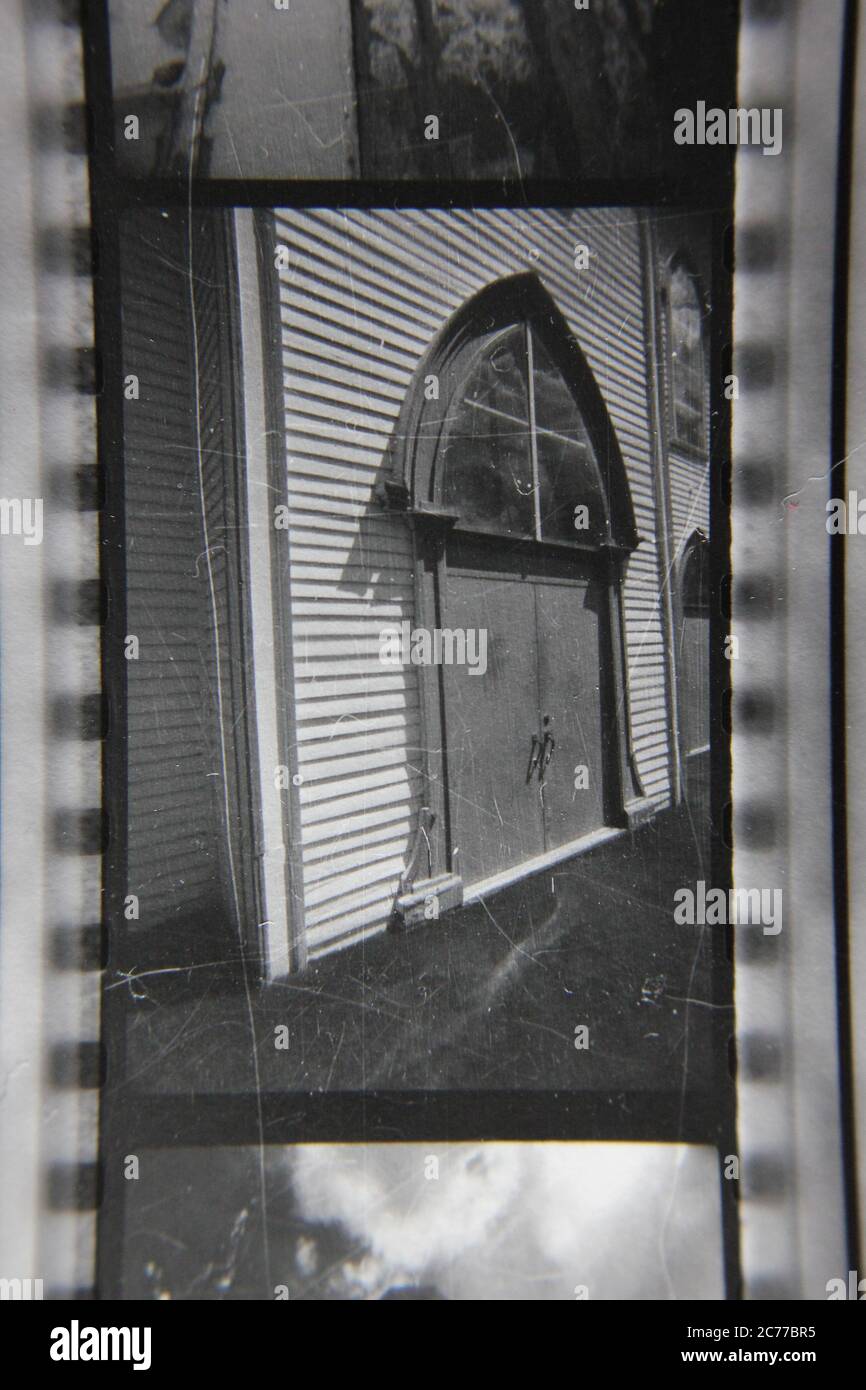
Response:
[539,729,556,779]
[526,732,542,781]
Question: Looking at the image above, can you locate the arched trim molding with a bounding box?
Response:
[678,527,710,615]
[381,272,639,556]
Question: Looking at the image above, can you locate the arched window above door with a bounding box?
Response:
[381,273,639,560]
[441,324,611,547]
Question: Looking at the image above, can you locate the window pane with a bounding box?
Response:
[443,401,535,538]
[669,264,705,450]
[443,327,535,537]
[441,323,610,545]
[530,336,608,545]
[532,335,582,436]
[462,326,530,420]
[536,430,609,545]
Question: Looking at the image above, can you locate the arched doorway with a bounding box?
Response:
[384,274,645,894]
[439,322,618,884]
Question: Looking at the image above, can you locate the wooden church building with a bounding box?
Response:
[119,203,712,979]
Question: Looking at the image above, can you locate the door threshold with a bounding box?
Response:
[463,824,627,905]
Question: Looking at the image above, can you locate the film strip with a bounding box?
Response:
[732,0,855,1298]
[847,0,866,1285]
[95,0,741,1297]
[0,0,102,1299]
[0,0,860,1307]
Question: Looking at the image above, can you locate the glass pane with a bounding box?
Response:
[442,323,610,544]
[443,400,535,538]
[442,326,535,537]
[532,335,582,436]
[669,264,705,449]
[530,335,608,545]
[461,325,530,420]
[536,430,609,545]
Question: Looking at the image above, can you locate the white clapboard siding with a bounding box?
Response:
[274,206,671,956]
[123,210,233,927]
[122,209,260,952]
[669,452,711,556]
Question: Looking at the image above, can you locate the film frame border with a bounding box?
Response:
[62,0,866,1301]
[83,0,739,1302]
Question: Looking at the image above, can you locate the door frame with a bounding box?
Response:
[441,531,617,868]
[379,272,650,902]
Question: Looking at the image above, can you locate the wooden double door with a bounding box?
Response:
[441,534,612,887]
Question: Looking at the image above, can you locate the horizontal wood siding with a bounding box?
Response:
[669,452,711,558]
[274,207,670,955]
[122,210,233,932]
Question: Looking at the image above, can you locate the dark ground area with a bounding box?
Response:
[120,782,726,1098]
